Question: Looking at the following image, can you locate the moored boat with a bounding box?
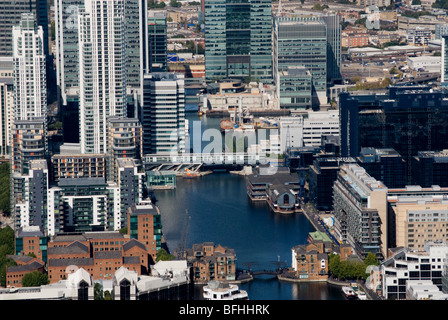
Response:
[203,281,249,300]
[342,286,358,300]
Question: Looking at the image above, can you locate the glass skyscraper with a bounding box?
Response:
[148,10,168,73]
[204,0,272,83]
[274,15,327,107]
[0,0,48,57]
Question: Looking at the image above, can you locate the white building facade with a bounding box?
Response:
[12,13,47,122]
[78,0,127,154]
[141,73,185,155]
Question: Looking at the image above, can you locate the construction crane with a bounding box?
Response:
[242,262,259,274]
[176,210,191,259]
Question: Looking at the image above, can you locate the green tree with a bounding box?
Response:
[94,282,104,300]
[0,162,11,215]
[364,252,379,268]
[156,248,175,262]
[22,271,49,287]
[170,0,182,7]
[0,257,17,287]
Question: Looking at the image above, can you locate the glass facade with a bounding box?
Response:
[340,86,448,184]
[148,11,168,72]
[204,0,272,83]
[278,67,312,110]
[274,16,327,106]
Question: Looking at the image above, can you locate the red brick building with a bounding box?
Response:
[46,231,151,283]
[185,242,237,284]
[6,255,46,288]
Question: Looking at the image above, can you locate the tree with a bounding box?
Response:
[94,282,104,300]
[0,162,10,215]
[0,257,17,287]
[364,252,379,268]
[312,3,328,10]
[170,0,182,7]
[22,271,49,287]
[156,248,175,262]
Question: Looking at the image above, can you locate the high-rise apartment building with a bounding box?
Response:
[56,0,148,106]
[0,57,14,156]
[117,158,145,229]
[11,117,47,175]
[0,0,48,57]
[127,201,162,260]
[54,0,83,106]
[13,160,49,231]
[47,177,121,234]
[204,0,272,83]
[77,0,127,154]
[141,73,186,155]
[333,163,388,259]
[12,13,47,122]
[106,117,143,182]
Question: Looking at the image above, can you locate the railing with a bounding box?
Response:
[143,152,268,166]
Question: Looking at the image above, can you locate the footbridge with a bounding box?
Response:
[143,152,269,171]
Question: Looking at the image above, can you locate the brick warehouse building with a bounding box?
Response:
[46,233,149,283]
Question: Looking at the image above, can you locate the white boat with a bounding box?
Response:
[342,286,357,300]
[203,281,249,300]
[357,290,367,300]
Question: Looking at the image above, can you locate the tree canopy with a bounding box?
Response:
[329,252,379,281]
[22,271,49,287]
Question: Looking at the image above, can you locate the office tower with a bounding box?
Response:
[308,157,356,211]
[275,67,312,110]
[11,117,47,174]
[0,57,14,156]
[204,0,272,83]
[339,85,448,183]
[273,15,327,108]
[442,35,448,87]
[333,163,388,259]
[436,24,448,39]
[0,0,48,57]
[13,160,48,231]
[106,117,143,182]
[141,73,185,155]
[322,15,342,85]
[357,147,406,188]
[411,150,448,188]
[127,201,163,260]
[78,0,127,154]
[148,10,168,73]
[12,13,47,122]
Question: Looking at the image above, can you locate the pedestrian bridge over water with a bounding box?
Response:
[143,152,270,171]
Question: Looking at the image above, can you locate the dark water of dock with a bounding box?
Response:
[153,114,345,300]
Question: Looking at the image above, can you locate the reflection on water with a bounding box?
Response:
[152,113,345,300]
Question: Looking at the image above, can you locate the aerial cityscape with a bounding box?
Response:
[2,0,448,307]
